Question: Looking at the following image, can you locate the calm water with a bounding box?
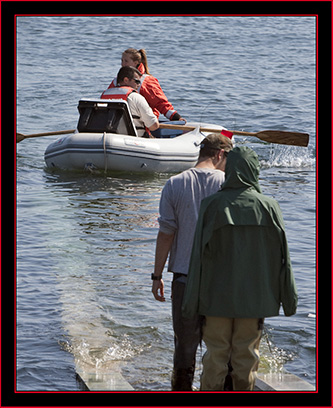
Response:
[16,16,316,391]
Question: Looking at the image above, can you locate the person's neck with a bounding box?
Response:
[195,157,216,169]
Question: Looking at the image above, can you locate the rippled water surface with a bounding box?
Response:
[16,16,316,391]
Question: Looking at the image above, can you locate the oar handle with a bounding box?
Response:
[158,123,223,133]
[229,130,256,137]
[159,123,257,136]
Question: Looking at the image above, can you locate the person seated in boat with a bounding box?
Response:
[101,66,159,138]
[101,48,186,123]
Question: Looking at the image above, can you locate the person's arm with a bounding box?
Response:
[148,121,159,132]
[140,76,186,122]
[152,230,175,302]
[133,93,159,131]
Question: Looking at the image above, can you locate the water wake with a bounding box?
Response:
[260,145,315,169]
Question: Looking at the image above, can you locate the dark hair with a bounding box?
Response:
[200,134,233,158]
[117,66,142,85]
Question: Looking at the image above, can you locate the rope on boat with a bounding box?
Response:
[103,132,107,173]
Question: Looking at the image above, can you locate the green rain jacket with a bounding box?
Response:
[182,146,298,319]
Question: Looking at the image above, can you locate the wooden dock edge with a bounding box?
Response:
[76,367,134,391]
[256,373,315,391]
[75,368,314,392]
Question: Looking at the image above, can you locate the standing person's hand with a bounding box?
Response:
[152,279,165,302]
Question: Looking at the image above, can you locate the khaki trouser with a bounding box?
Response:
[201,316,262,391]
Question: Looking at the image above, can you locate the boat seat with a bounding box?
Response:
[77,99,138,136]
[151,121,186,138]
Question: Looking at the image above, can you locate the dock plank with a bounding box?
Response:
[76,368,134,391]
[256,373,315,391]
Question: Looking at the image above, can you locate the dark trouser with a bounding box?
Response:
[171,273,201,391]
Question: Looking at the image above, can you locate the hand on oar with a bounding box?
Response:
[158,123,309,147]
[16,129,76,143]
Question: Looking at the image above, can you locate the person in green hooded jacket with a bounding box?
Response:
[182,146,298,391]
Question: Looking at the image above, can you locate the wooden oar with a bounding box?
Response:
[159,123,309,147]
[16,129,76,143]
[16,124,309,147]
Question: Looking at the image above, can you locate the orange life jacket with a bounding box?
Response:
[102,63,179,120]
[100,86,135,100]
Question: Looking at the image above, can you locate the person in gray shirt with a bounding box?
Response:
[151,133,233,390]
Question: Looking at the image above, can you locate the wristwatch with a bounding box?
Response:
[151,273,162,281]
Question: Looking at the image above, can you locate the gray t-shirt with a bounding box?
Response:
[158,167,225,275]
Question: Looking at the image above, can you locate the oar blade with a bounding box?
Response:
[257,130,309,147]
[16,129,76,143]
[16,133,25,143]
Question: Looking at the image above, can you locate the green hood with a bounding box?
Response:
[212,146,274,228]
[222,146,261,193]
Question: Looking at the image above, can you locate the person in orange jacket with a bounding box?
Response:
[101,48,186,122]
